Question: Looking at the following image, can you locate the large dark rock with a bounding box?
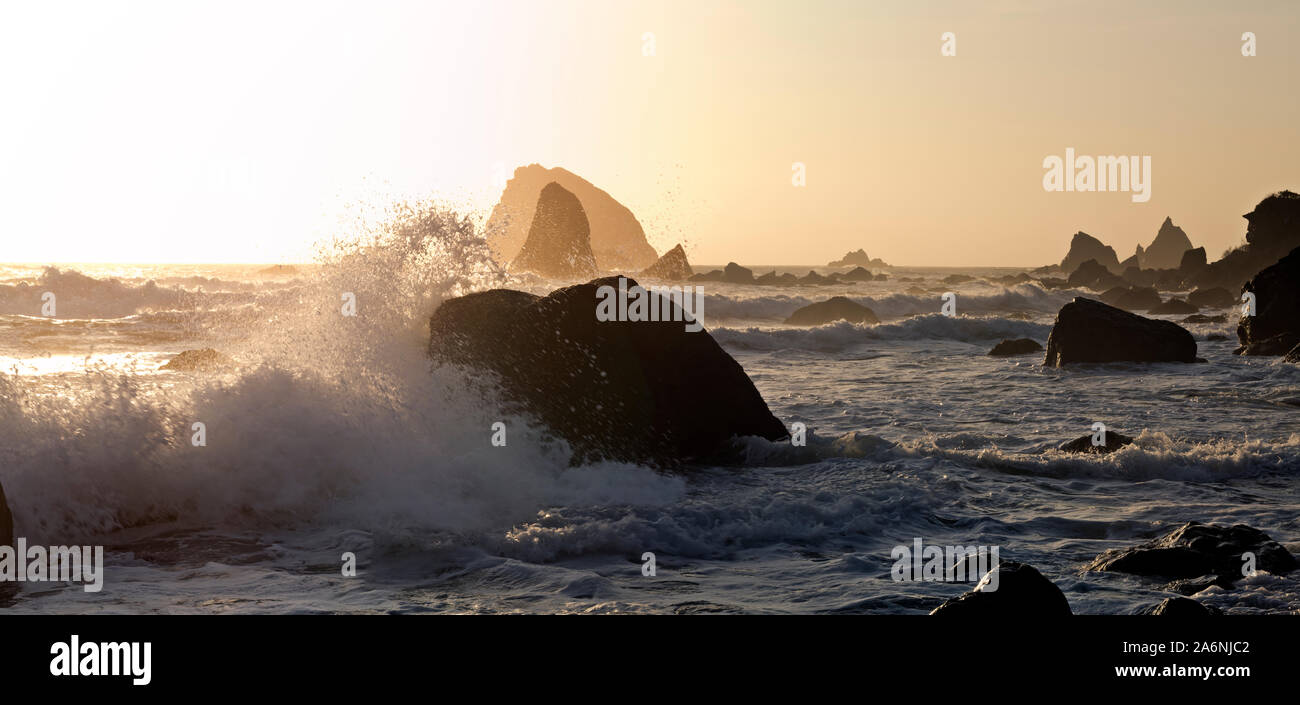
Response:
[988,338,1043,356]
[1188,287,1236,309]
[1044,297,1198,366]
[1086,521,1298,582]
[0,479,12,552]
[1060,429,1135,454]
[486,164,658,270]
[1142,217,1195,270]
[428,276,787,466]
[1194,190,1300,290]
[1061,232,1120,274]
[1237,245,1300,354]
[510,183,599,278]
[930,561,1073,617]
[784,297,879,326]
[638,243,693,280]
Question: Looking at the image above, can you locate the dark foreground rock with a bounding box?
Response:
[1237,245,1300,354]
[1060,429,1135,454]
[638,243,693,280]
[1235,332,1300,356]
[784,297,879,326]
[160,348,232,371]
[988,338,1043,356]
[1141,597,1221,616]
[1086,521,1298,584]
[1044,297,1198,366]
[428,276,788,466]
[930,561,1073,616]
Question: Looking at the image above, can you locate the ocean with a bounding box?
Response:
[2,223,1298,614]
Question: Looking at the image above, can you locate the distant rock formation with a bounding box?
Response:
[784,297,879,326]
[510,183,599,278]
[428,276,788,466]
[1187,287,1235,309]
[1179,246,1207,273]
[638,244,693,280]
[1044,297,1198,365]
[841,266,874,282]
[1237,245,1300,354]
[1067,259,1124,290]
[828,249,889,268]
[988,338,1043,356]
[1141,217,1194,270]
[486,164,658,271]
[930,561,1073,617]
[722,262,754,284]
[1060,231,1120,274]
[160,348,233,371]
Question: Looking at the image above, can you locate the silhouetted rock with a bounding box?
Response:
[722,262,754,284]
[690,269,725,282]
[1060,429,1135,454]
[1086,521,1297,583]
[1141,597,1221,616]
[930,561,1072,617]
[828,249,870,267]
[160,348,233,371]
[1184,313,1227,324]
[486,164,658,270]
[1061,231,1120,274]
[798,270,830,285]
[428,276,787,466]
[1121,266,1159,288]
[841,266,874,282]
[1179,246,1208,273]
[1151,298,1198,315]
[784,297,879,326]
[1142,217,1195,270]
[1237,245,1300,354]
[1113,286,1163,311]
[1036,277,1068,290]
[1235,332,1300,356]
[1194,190,1300,290]
[988,338,1043,356]
[1188,287,1235,309]
[1067,259,1124,290]
[510,183,599,278]
[638,244,693,280]
[1044,297,1198,366]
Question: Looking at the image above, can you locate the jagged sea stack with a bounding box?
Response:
[510,182,599,278]
[638,243,694,280]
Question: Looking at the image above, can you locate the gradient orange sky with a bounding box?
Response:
[1,0,1296,266]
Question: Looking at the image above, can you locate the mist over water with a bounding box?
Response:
[1,204,1298,614]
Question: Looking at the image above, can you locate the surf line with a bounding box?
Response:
[0,538,104,592]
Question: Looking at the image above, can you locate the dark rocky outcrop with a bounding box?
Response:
[784,297,879,326]
[1067,259,1124,290]
[1061,232,1120,274]
[841,266,874,282]
[1235,332,1300,356]
[1187,287,1235,309]
[1060,429,1135,454]
[510,183,599,278]
[1193,190,1300,290]
[428,276,787,466]
[486,164,658,270]
[1237,245,1300,354]
[160,348,233,371]
[1150,297,1198,315]
[1141,597,1221,616]
[690,269,724,282]
[798,270,830,285]
[722,262,754,284]
[1142,217,1195,270]
[988,338,1043,356]
[1179,246,1208,274]
[930,561,1073,617]
[638,244,693,280]
[828,249,889,268]
[1112,286,1163,311]
[1087,521,1298,583]
[1044,298,1198,366]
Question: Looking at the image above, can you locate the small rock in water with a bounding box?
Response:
[784,297,879,326]
[988,338,1043,356]
[1086,521,1298,584]
[930,561,1073,616]
[1059,429,1135,454]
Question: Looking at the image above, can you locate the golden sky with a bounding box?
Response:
[1,0,1296,266]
